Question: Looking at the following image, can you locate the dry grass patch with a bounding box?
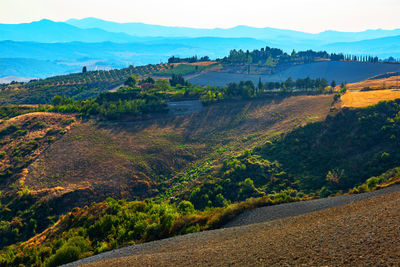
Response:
[347,75,400,91]
[0,112,77,190]
[341,89,400,108]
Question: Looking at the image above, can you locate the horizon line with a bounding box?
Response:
[0,17,399,35]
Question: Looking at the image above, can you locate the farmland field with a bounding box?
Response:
[347,74,400,90]
[188,61,400,86]
[341,89,400,108]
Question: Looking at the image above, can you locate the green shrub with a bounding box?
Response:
[45,245,80,267]
[65,236,90,253]
[145,223,161,241]
[366,177,380,189]
[177,200,195,215]
[94,242,109,254]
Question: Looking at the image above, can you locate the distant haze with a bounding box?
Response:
[0,0,399,33]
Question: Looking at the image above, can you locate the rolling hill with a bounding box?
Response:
[2,74,400,265]
[1,19,400,79]
[17,95,334,208]
[0,38,266,79]
[0,58,75,79]
[188,61,400,85]
[0,19,141,43]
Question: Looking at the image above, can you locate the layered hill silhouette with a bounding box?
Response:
[66,17,400,44]
[1,17,400,266]
[1,18,400,80]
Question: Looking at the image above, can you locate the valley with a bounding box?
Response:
[2,76,400,265]
[1,41,400,267]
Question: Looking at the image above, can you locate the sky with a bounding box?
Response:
[0,0,399,33]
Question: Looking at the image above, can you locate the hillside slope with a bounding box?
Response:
[188,61,400,86]
[21,95,333,209]
[69,186,400,267]
[0,112,77,190]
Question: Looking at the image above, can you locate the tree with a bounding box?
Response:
[124,75,138,87]
[331,80,336,88]
[52,95,64,106]
[154,79,170,91]
[265,56,274,67]
[258,77,263,90]
[291,49,296,57]
[284,77,295,89]
[169,74,185,87]
[141,76,155,84]
[82,66,87,73]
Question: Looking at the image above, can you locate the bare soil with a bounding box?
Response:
[66,185,400,267]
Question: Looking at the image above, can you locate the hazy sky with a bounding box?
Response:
[0,0,399,33]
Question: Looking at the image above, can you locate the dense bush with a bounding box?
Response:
[189,151,299,209]
[0,192,307,266]
[256,99,400,193]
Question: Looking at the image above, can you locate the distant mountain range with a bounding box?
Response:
[0,18,399,81]
[323,35,400,59]
[66,17,400,44]
[0,19,145,43]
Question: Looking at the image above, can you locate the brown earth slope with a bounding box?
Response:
[22,95,333,207]
[81,189,400,267]
[0,112,77,190]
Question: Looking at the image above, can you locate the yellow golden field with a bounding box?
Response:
[341,89,400,108]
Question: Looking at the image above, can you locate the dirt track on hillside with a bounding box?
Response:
[66,185,400,267]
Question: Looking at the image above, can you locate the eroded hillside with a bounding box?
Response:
[22,95,333,207]
[0,112,77,190]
